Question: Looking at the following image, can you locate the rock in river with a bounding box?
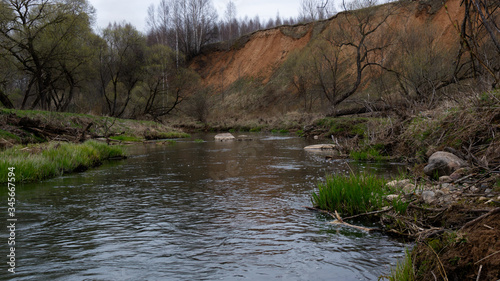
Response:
[304,144,338,150]
[215,133,235,141]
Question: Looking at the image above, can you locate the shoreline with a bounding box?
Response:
[2,107,500,279]
[308,170,499,280]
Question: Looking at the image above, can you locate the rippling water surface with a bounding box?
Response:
[1,134,406,280]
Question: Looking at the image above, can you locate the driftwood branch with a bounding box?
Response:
[304,207,378,232]
[329,211,376,232]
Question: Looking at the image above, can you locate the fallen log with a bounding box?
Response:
[328,104,392,117]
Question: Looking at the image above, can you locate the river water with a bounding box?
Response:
[1,134,406,280]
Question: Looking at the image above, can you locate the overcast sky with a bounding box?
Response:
[87,0,304,33]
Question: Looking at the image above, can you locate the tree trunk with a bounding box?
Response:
[0,89,14,109]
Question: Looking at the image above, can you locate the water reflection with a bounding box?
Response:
[1,134,405,281]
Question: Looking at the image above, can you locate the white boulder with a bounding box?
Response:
[215,133,235,141]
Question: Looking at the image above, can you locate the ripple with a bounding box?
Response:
[4,135,408,281]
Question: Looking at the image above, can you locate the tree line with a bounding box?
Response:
[0,0,189,118]
[0,0,338,118]
[146,0,337,57]
[0,0,497,120]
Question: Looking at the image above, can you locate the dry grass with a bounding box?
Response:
[394,90,500,166]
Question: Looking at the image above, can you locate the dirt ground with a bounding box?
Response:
[412,208,500,281]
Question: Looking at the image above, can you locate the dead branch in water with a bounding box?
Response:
[304,207,378,232]
[329,210,377,232]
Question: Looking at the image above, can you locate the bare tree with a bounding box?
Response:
[284,49,321,112]
[299,0,336,22]
[147,0,170,46]
[252,15,262,30]
[0,49,15,108]
[147,0,218,57]
[139,44,193,120]
[452,0,500,87]
[224,0,237,42]
[275,11,282,26]
[470,0,500,53]
[391,22,455,107]
[312,0,392,112]
[265,18,275,29]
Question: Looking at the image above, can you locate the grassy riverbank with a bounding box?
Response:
[310,172,500,280]
[0,141,125,183]
[0,109,190,148]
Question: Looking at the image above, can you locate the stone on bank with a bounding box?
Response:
[424,151,468,177]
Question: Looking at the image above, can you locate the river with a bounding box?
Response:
[1,134,406,280]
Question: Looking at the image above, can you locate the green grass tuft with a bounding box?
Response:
[392,195,410,215]
[311,173,389,215]
[350,144,388,162]
[385,248,415,281]
[0,141,125,183]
